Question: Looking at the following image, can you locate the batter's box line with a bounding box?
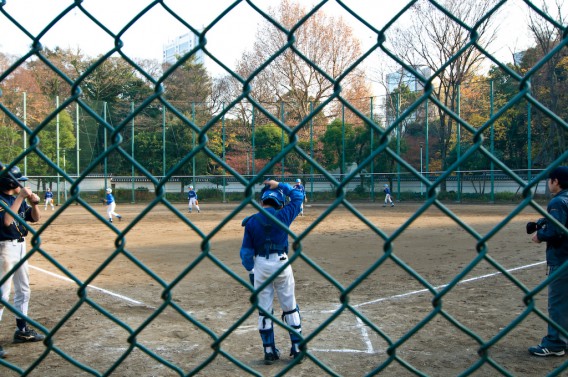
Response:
[309,261,546,354]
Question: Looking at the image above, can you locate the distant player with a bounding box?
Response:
[383,184,394,207]
[103,188,122,223]
[44,187,54,211]
[240,179,305,364]
[187,185,201,213]
[293,178,306,216]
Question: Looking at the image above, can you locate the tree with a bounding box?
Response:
[389,0,498,190]
[235,0,371,137]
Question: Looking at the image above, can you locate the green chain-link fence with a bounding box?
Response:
[1,0,568,376]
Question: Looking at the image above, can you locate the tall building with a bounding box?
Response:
[386,66,431,94]
[163,32,205,65]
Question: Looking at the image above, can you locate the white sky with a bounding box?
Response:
[0,0,557,86]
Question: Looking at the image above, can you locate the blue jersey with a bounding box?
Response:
[45,191,53,199]
[240,183,304,271]
[293,183,305,195]
[188,190,198,200]
[0,192,34,241]
[105,193,115,205]
[384,187,391,195]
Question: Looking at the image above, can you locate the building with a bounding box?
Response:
[386,66,431,94]
[163,32,205,65]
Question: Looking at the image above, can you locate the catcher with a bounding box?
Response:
[0,163,46,358]
[240,179,305,364]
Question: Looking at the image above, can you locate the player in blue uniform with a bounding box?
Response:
[240,179,305,364]
[187,185,201,213]
[0,164,45,358]
[104,188,122,223]
[44,187,54,211]
[293,178,306,216]
[383,183,394,207]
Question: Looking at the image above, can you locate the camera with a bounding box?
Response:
[526,218,547,234]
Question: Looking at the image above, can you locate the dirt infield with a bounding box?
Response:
[0,201,564,376]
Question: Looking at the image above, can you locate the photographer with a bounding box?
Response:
[528,166,568,357]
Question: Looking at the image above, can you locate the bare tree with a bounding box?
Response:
[526,0,568,166]
[234,0,371,134]
[389,0,498,188]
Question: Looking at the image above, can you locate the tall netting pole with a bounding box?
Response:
[131,101,135,203]
[342,102,345,180]
[425,99,429,185]
[104,101,108,190]
[23,92,27,176]
[252,105,256,177]
[490,80,495,203]
[396,93,401,199]
[76,102,80,191]
[527,102,532,182]
[456,84,461,203]
[370,96,375,202]
[309,101,314,201]
[192,102,196,186]
[56,96,61,205]
[222,103,226,203]
[280,101,285,180]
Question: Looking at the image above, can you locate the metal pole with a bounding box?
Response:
[396,93,401,199]
[56,96,61,205]
[425,100,429,185]
[280,102,285,180]
[104,102,108,190]
[222,103,226,203]
[342,103,345,180]
[252,105,256,176]
[131,102,135,203]
[370,97,375,202]
[309,101,314,202]
[420,143,423,196]
[63,149,67,202]
[527,102,532,182]
[76,102,80,182]
[162,105,166,189]
[490,80,495,203]
[23,92,27,177]
[456,85,461,203]
[192,102,196,185]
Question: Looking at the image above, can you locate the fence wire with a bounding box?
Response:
[1,0,568,376]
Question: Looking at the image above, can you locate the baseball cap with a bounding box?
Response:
[296,178,301,183]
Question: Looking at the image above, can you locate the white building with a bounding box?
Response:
[163,32,205,65]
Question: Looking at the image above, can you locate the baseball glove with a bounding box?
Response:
[101,199,107,205]
[195,200,199,205]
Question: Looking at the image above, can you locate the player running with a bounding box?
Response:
[383,183,394,207]
[103,188,122,223]
[44,187,54,211]
[239,179,305,364]
[187,185,201,213]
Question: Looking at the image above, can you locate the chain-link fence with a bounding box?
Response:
[1,0,568,376]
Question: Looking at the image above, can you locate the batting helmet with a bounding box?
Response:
[106,188,112,193]
[296,178,301,183]
[0,163,27,190]
[384,184,389,187]
[189,185,194,190]
[260,186,285,209]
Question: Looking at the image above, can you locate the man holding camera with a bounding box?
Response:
[527,166,568,357]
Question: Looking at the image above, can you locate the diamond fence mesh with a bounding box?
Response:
[1,0,568,376]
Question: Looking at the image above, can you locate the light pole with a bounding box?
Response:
[419,142,423,196]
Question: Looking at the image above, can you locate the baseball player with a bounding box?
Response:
[103,188,122,223]
[293,178,306,216]
[383,183,394,207]
[187,185,200,213]
[0,163,45,358]
[240,179,305,364]
[44,187,54,211]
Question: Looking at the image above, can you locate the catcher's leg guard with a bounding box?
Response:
[259,310,278,355]
[282,305,302,354]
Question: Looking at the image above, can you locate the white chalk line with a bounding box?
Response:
[29,265,150,307]
[30,260,546,355]
[314,260,546,354]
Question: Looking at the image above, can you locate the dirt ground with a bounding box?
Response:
[0,200,564,377]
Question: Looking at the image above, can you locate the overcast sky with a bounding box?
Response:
[0,0,558,84]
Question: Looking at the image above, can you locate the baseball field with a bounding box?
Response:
[0,201,562,376]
